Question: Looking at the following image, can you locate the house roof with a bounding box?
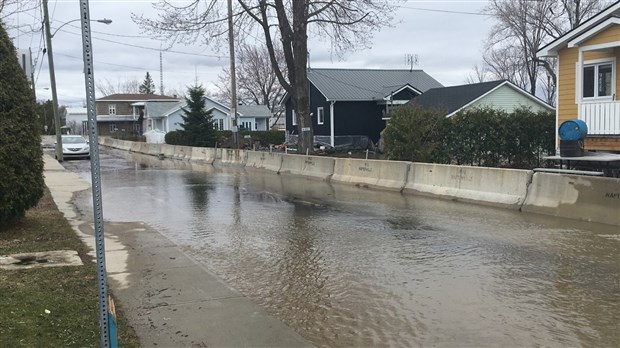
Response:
[96,93,180,101]
[306,68,443,101]
[410,80,552,117]
[537,1,620,57]
[145,101,185,118]
[237,105,272,118]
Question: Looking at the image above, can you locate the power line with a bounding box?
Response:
[52,27,229,59]
[397,5,488,16]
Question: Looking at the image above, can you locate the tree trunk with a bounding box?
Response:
[291,1,313,154]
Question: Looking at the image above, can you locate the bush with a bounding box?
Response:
[383,105,447,162]
[165,130,186,145]
[443,107,508,166]
[0,22,44,225]
[384,105,555,169]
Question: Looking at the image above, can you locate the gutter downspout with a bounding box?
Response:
[330,101,335,147]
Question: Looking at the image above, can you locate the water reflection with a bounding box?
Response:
[93,150,620,347]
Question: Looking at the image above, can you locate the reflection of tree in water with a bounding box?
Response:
[183,172,213,211]
[183,172,214,240]
[271,201,334,344]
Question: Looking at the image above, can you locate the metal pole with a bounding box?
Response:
[42,0,63,162]
[227,0,238,149]
[78,1,111,346]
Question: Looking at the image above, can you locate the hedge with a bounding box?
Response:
[384,105,555,169]
[0,22,44,226]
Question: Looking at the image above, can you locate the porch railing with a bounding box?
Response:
[580,101,620,135]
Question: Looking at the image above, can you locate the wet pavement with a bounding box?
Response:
[62,148,620,348]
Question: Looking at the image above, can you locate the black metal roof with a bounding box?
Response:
[307,68,443,101]
[409,80,507,115]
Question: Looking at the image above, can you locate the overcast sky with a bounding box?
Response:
[6,0,494,106]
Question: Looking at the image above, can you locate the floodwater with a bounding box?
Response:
[71,150,619,347]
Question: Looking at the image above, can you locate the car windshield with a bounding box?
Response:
[63,137,86,144]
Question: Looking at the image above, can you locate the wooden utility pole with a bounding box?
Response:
[227,0,238,148]
[42,0,63,161]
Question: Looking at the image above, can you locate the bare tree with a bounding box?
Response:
[133,0,396,154]
[465,64,490,84]
[96,77,140,96]
[479,0,610,101]
[1,0,38,22]
[216,43,286,112]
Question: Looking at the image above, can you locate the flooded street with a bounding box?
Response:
[68,149,619,347]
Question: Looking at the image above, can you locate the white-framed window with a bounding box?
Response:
[582,59,615,99]
[109,123,117,132]
[317,107,324,125]
[215,119,224,130]
[241,121,252,130]
[108,104,116,115]
[292,109,297,126]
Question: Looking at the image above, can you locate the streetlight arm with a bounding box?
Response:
[51,18,112,38]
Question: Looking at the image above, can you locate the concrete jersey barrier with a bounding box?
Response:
[94,141,619,226]
[174,145,192,160]
[246,151,283,172]
[522,173,620,226]
[331,158,410,191]
[190,147,217,163]
[216,149,246,166]
[404,163,532,209]
[279,154,335,180]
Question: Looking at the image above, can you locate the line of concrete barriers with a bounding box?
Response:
[100,137,620,226]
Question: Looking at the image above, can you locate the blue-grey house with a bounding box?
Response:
[283,68,443,145]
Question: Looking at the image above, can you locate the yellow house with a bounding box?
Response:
[537,1,619,153]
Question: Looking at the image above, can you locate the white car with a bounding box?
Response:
[59,135,90,160]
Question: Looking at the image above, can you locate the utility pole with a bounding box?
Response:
[42,0,63,161]
[227,0,238,148]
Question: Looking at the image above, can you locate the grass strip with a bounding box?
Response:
[0,188,139,347]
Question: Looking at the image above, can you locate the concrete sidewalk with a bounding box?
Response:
[43,154,313,347]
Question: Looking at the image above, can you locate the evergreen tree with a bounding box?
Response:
[0,21,44,225]
[139,72,156,94]
[180,85,216,147]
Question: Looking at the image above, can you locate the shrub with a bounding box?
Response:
[165,130,185,145]
[384,105,555,169]
[383,105,447,162]
[0,22,44,226]
[443,107,508,166]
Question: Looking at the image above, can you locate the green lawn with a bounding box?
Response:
[0,188,139,347]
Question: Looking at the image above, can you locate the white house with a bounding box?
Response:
[63,107,88,135]
[143,96,273,139]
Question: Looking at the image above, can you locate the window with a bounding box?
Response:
[241,121,252,130]
[215,119,224,130]
[583,61,614,99]
[292,109,297,126]
[108,104,116,115]
[109,123,117,132]
[317,107,324,125]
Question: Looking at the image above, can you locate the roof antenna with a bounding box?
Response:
[405,54,419,72]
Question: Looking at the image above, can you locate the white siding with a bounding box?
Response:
[469,85,553,113]
[167,108,229,132]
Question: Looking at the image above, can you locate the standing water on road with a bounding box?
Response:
[70,150,619,347]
